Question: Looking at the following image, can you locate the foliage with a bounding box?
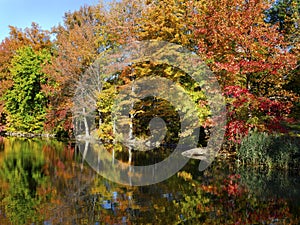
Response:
[136,0,196,48]
[43,5,108,135]
[0,23,52,127]
[3,46,51,133]
[190,0,298,146]
[95,61,210,157]
[224,85,293,143]
[237,130,272,166]
[265,0,300,40]
[0,22,52,81]
[265,0,300,113]
[193,0,297,89]
[237,130,300,169]
[0,0,298,145]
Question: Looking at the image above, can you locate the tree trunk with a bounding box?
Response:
[83,107,90,138]
[128,80,135,165]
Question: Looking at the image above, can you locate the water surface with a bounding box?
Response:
[0,137,299,224]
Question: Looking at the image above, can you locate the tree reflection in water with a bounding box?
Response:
[0,137,299,224]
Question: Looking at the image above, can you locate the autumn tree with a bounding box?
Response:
[44,4,109,136]
[104,0,146,43]
[265,0,300,115]
[98,1,219,156]
[137,0,196,48]
[96,0,299,147]
[190,0,298,143]
[106,0,197,48]
[0,22,52,81]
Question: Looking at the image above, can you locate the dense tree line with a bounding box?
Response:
[0,0,299,149]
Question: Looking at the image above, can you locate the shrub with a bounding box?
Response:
[237,130,300,169]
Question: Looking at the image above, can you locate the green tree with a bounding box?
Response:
[0,23,52,127]
[3,46,50,133]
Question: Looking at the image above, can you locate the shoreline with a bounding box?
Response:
[0,131,56,139]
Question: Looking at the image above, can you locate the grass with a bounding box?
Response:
[237,130,300,170]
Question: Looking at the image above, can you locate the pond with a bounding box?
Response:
[0,137,299,224]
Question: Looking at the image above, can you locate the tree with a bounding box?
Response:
[0,23,52,81]
[191,0,298,143]
[0,23,52,127]
[224,85,293,143]
[137,0,196,48]
[265,0,300,114]
[193,0,297,90]
[43,5,109,136]
[3,47,50,133]
[265,0,300,41]
[104,0,298,145]
[104,0,146,43]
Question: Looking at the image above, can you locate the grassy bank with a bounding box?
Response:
[236,130,300,170]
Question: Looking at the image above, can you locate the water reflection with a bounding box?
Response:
[0,137,299,224]
[237,167,300,216]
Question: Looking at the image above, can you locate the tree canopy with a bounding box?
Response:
[0,0,298,146]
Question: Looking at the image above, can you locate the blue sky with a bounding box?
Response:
[0,0,101,42]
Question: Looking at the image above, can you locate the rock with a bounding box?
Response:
[181,147,210,160]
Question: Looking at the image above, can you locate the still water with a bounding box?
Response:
[0,137,299,224]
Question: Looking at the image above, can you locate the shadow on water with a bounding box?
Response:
[0,137,299,224]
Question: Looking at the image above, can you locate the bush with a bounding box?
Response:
[237,130,300,169]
